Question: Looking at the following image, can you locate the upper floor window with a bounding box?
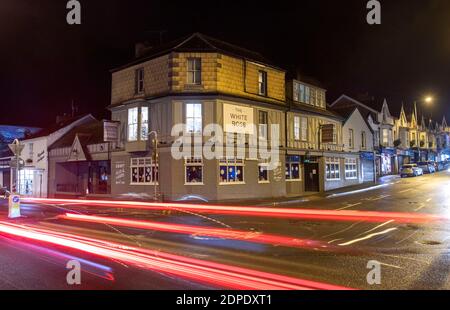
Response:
[135,68,145,94]
[361,131,367,149]
[258,111,268,140]
[258,71,268,96]
[128,107,139,141]
[141,107,149,141]
[186,103,202,134]
[187,58,202,85]
[294,116,301,141]
[382,128,389,145]
[300,117,308,141]
[349,129,354,149]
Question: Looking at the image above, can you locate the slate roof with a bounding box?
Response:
[49,119,105,150]
[112,32,283,72]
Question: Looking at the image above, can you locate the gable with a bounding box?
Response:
[67,135,88,162]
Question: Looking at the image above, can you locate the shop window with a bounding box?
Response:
[130,158,158,185]
[345,158,358,179]
[185,157,203,184]
[285,156,301,181]
[326,157,341,180]
[19,169,34,195]
[219,158,244,184]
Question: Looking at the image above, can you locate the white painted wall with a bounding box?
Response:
[342,109,374,153]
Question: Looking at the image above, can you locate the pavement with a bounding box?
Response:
[0,171,450,289]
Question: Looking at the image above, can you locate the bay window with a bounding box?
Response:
[128,107,139,141]
[140,107,149,141]
[186,103,202,134]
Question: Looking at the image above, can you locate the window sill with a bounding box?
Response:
[286,179,302,182]
[130,183,159,186]
[184,183,205,186]
[258,181,270,184]
[326,179,341,181]
[219,182,246,186]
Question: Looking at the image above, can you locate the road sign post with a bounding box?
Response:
[8,139,24,219]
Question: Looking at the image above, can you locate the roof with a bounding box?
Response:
[330,94,379,124]
[291,102,344,121]
[49,119,105,150]
[24,114,95,140]
[112,32,284,72]
[330,106,375,133]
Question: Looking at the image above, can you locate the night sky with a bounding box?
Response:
[0,0,449,128]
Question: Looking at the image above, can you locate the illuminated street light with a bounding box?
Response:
[425,96,433,104]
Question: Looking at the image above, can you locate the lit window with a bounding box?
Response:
[300,117,308,141]
[185,157,203,184]
[130,158,158,185]
[305,86,310,104]
[141,107,149,141]
[285,156,301,181]
[186,103,202,134]
[326,157,341,181]
[258,71,267,96]
[345,158,358,179]
[294,116,301,141]
[187,58,201,85]
[382,129,389,145]
[219,158,244,184]
[135,68,144,94]
[259,111,268,140]
[128,107,139,141]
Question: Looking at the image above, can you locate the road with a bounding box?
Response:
[0,171,450,290]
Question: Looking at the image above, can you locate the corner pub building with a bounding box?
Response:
[108,33,371,201]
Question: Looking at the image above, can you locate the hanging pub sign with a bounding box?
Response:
[223,103,254,135]
[321,124,335,144]
[104,120,120,142]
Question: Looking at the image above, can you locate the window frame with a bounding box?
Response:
[185,157,204,185]
[187,58,202,85]
[361,131,367,149]
[258,160,270,184]
[258,70,268,96]
[127,107,139,142]
[349,128,354,149]
[185,103,203,134]
[285,156,302,182]
[219,158,245,185]
[345,158,358,180]
[135,68,145,94]
[294,116,301,141]
[130,157,158,185]
[258,110,269,140]
[325,157,341,181]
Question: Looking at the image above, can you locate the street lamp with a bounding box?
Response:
[148,131,159,201]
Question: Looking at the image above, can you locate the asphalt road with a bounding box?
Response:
[1,171,450,290]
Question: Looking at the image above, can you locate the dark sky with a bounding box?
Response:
[0,0,449,127]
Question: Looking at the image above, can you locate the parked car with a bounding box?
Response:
[417,162,436,174]
[400,164,423,178]
[0,187,11,199]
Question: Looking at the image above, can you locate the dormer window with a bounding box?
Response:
[258,71,268,96]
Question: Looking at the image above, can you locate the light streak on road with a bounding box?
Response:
[24,198,448,224]
[0,221,353,290]
[60,213,334,251]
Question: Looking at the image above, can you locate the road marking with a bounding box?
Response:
[335,202,362,211]
[321,222,362,238]
[378,262,403,269]
[364,194,391,201]
[338,228,398,246]
[356,220,395,237]
[395,231,419,245]
[399,189,414,194]
[414,204,426,212]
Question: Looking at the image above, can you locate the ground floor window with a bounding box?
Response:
[185,157,203,184]
[285,156,301,181]
[326,157,341,180]
[258,160,270,183]
[345,158,358,179]
[19,169,34,195]
[219,158,244,184]
[131,157,158,185]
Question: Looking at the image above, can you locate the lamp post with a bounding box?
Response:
[148,131,159,201]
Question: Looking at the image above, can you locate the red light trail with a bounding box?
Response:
[24,197,447,223]
[60,213,334,250]
[0,221,353,290]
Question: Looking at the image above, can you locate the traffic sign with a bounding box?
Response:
[8,194,21,218]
